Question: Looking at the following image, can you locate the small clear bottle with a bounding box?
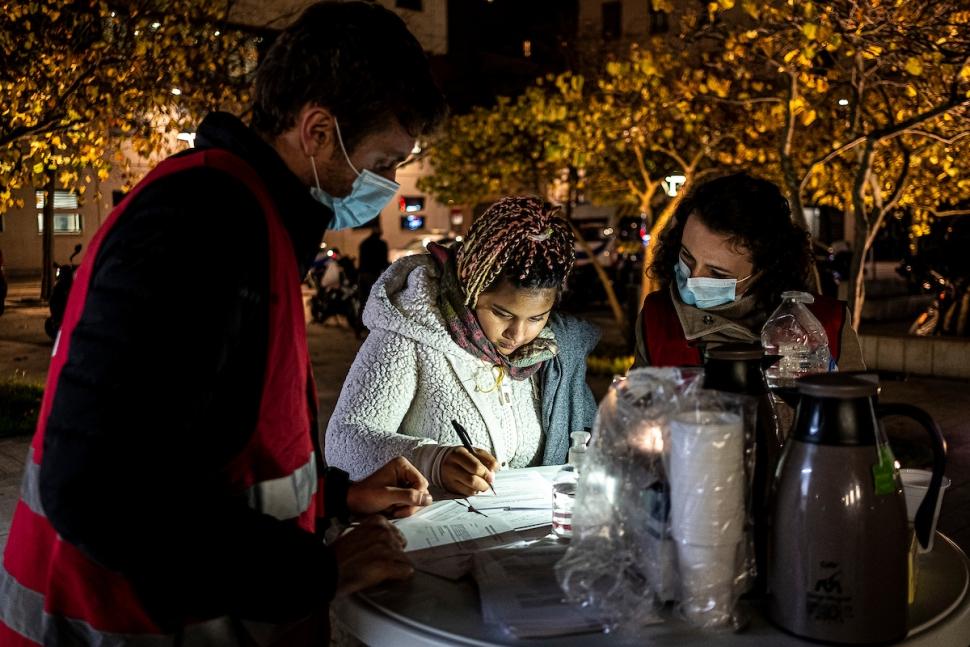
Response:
[552,430,591,539]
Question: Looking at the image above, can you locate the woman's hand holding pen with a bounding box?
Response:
[440,446,499,496]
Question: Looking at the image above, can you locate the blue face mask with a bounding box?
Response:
[309,117,401,231]
[675,258,752,309]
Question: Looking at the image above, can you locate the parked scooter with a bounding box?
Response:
[307,249,364,337]
[45,243,83,340]
[910,276,970,337]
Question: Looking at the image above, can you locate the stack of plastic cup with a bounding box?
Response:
[666,409,746,627]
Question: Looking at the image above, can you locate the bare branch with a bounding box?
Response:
[880,141,911,219]
[924,209,970,218]
[872,97,970,142]
[904,130,970,146]
[697,94,784,106]
[799,96,970,195]
[654,146,690,175]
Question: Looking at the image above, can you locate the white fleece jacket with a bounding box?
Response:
[324,254,547,482]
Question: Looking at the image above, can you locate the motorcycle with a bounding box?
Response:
[905,214,970,337]
[307,253,364,337]
[45,243,83,340]
[909,275,970,337]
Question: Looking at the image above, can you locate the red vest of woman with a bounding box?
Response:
[640,289,846,367]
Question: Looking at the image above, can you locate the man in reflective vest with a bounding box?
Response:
[0,2,447,645]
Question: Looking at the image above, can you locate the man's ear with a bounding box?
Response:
[298,105,337,158]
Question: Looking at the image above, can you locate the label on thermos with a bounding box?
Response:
[806,561,854,623]
[871,445,897,496]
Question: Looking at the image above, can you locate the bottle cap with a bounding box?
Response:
[570,430,591,450]
[568,431,591,466]
[781,290,815,304]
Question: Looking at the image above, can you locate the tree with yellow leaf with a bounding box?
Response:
[587,44,747,298]
[0,1,257,297]
[697,0,970,327]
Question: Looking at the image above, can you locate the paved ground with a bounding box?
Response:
[1,279,968,556]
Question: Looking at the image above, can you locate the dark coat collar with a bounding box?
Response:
[195,112,332,276]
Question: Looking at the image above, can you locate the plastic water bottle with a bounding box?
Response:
[761,291,832,390]
[552,430,591,539]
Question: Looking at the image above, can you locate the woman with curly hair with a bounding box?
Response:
[326,196,600,495]
[635,172,864,369]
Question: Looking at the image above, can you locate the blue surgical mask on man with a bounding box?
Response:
[309,117,401,230]
[675,258,753,309]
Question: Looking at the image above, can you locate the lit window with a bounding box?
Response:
[399,196,425,213]
[401,214,425,231]
[36,190,82,234]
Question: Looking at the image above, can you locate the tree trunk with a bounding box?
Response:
[847,142,875,329]
[781,155,809,231]
[41,172,55,301]
[641,195,681,299]
[562,186,628,341]
[780,75,809,232]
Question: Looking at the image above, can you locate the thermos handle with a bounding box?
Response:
[876,402,948,549]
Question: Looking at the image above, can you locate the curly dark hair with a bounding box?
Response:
[252,2,447,150]
[649,172,814,310]
[457,196,576,306]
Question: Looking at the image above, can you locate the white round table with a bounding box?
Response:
[333,534,970,646]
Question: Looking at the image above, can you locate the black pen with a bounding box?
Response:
[450,419,497,495]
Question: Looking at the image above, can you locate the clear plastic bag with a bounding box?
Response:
[761,290,832,389]
[665,389,757,629]
[555,368,756,633]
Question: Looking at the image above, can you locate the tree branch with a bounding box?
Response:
[697,94,784,106]
[923,208,970,218]
[879,141,911,220]
[870,97,970,142]
[799,97,970,196]
[904,129,970,146]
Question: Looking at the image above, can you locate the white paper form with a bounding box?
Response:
[463,469,554,530]
[396,513,517,579]
[394,467,556,579]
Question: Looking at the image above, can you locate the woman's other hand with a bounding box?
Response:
[347,456,433,518]
[440,446,499,496]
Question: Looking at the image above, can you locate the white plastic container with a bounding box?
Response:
[900,468,952,552]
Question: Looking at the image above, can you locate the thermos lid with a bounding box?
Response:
[797,373,878,398]
[705,343,763,361]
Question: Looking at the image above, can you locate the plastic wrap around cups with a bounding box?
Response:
[555,369,697,632]
[665,390,757,629]
[555,368,756,634]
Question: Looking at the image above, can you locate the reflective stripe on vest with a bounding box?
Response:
[0,564,249,646]
[18,445,315,525]
[245,455,318,521]
[1,448,315,645]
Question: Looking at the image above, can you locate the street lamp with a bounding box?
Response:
[663,174,686,197]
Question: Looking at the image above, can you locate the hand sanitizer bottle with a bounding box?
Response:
[552,430,591,539]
